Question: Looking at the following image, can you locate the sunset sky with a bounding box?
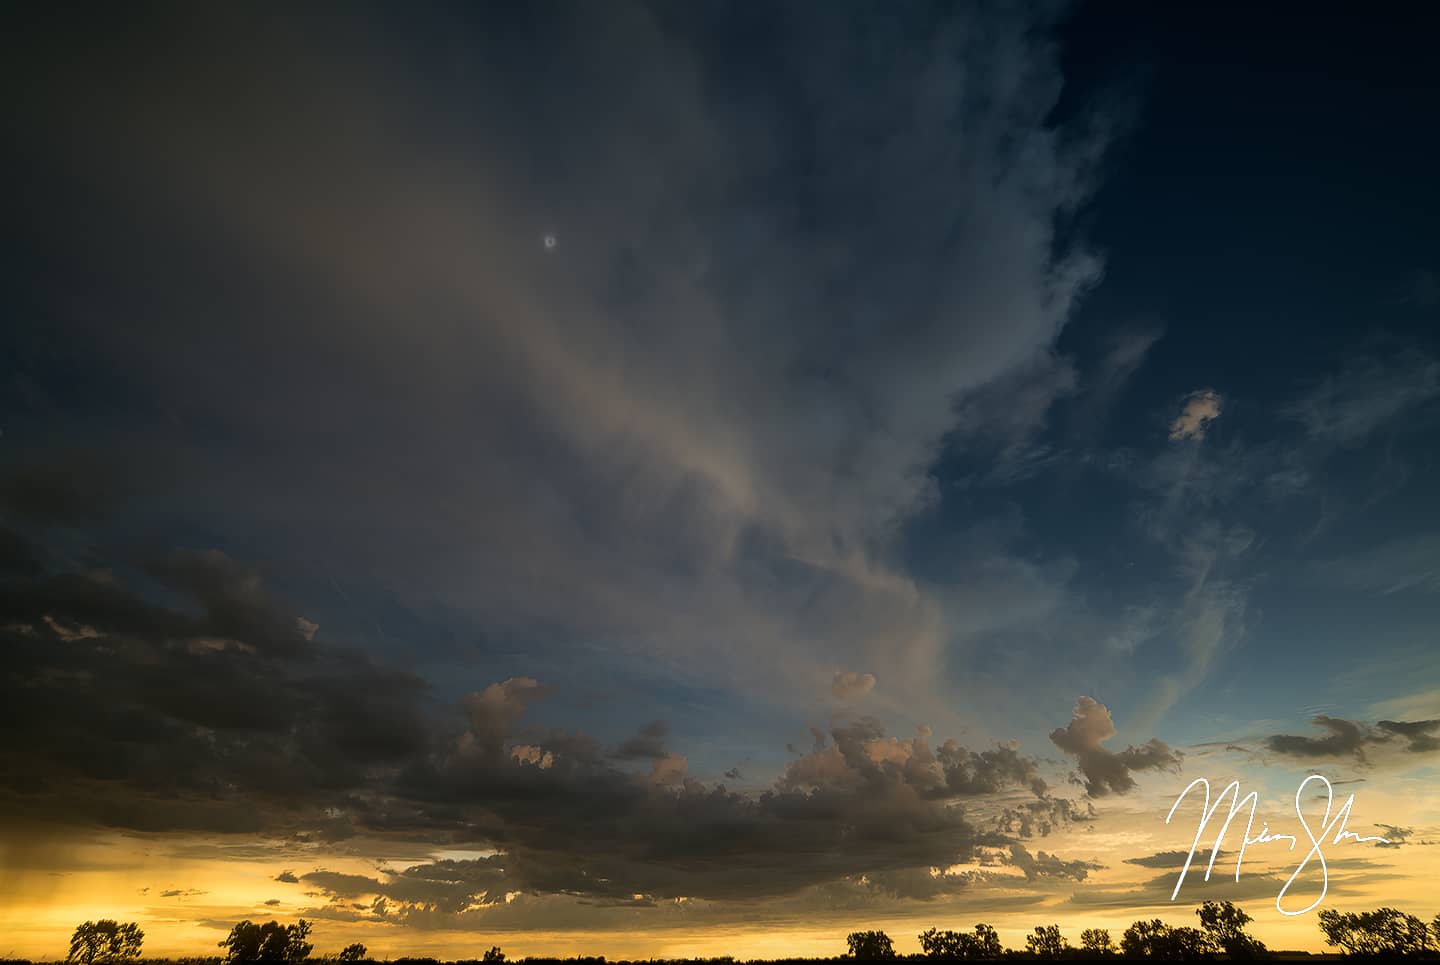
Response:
[3,0,1439,958]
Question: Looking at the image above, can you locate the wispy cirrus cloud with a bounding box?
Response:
[1282,346,1440,445]
[2,0,1113,734]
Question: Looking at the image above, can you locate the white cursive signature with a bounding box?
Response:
[1164,774,1390,915]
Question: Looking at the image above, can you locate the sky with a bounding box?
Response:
[2,0,1439,958]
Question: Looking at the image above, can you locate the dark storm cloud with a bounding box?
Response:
[144,548,318,657]
[2,0,1106,719]
[0,531,430,833]
[0,530,1098,906]
[613,720,670,760]
[299,858,508,915]
[0,455,124,527]
[1049,697,1183,797]
[1259,714,1440,761]
[0,0,1127,917]
[0,525,43,576]
[387,709,1073,902]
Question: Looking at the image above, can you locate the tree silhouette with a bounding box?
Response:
[1196,901,1265,958]
[1079,928,1113,954]
[845,931,895,958]
[1025,925,1067,958]
[1317,907,1433,955]
[970,924,1002,958]
[481,948,505,963]
[1120,919,1214,958]
[67,921,144,965]
[918,928,965,958]
[917,924,1000,959]
[336,944,366,963]
[219,920,314,963]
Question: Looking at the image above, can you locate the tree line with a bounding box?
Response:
[846,901,1440,958]
[55,902,1440,963]
[63,920,505,965]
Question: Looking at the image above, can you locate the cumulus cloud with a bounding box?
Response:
[1168,388,1222,441]
[776,716,1053,805]
[1005,843,1102,882]
[395,708,1055,902]
[831,671,877,700]
[461,677,551,762]
[510,744,556,769]
[647,752,689,786]
[1049,696,1183,796]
